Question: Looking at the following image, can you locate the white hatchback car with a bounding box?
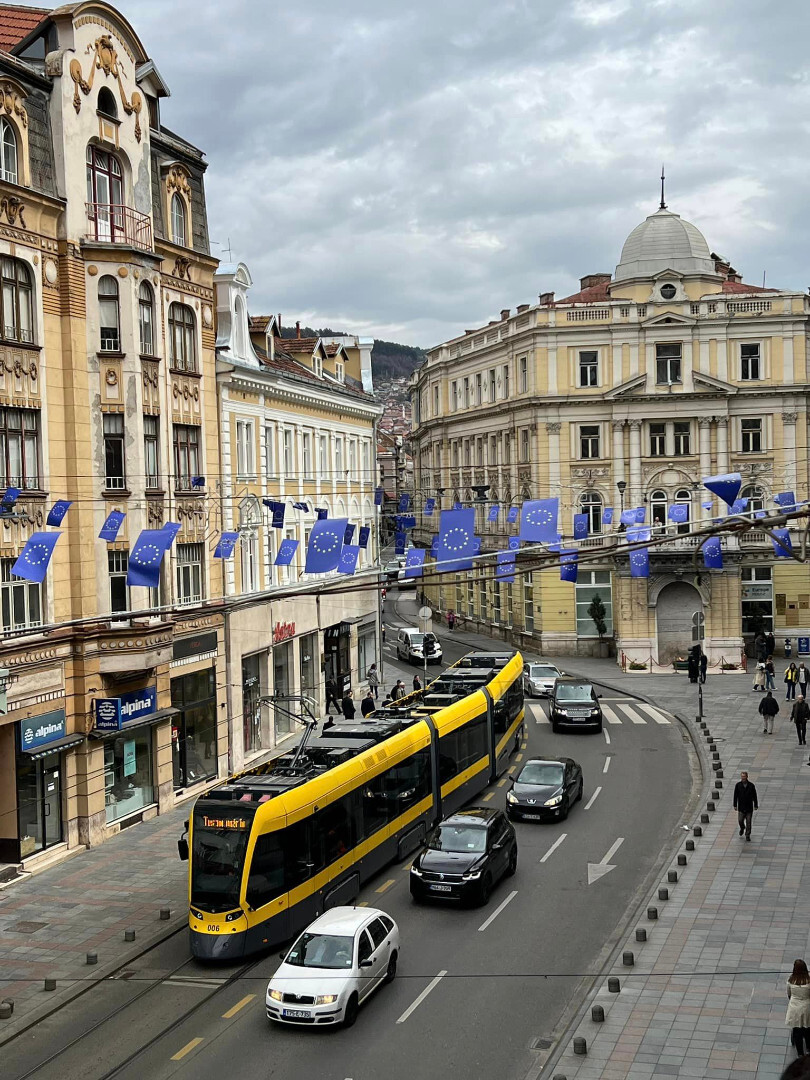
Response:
[266,906,400,1028]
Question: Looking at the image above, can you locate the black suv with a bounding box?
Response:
[410,807,517,906]
[549,679,603,732]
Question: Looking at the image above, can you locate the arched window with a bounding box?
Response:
[580,490,603,535]
[742,484,764,514]
[674,488,692,535]
[0,257,33,343]
[98,275,120,352]
[97,87,118,119]
[650,489,667,530]
[171,193,187,246]
[86,146,123,241]
[168,302,196,372]
[138,281,154,355]
[0,118,18,184]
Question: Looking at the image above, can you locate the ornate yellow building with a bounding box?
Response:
[411,199,810,666]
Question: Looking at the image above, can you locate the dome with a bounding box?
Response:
[614,208,716,281]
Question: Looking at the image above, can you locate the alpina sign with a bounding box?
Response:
[94,686,157,732]
[19,709,67,750]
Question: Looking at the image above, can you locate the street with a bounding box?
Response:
[3,594,694,1080]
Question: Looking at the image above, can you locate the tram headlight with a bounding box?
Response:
[191,909,203,921]
[225,911,242,922]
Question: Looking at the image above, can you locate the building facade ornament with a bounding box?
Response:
[69,35,143,140]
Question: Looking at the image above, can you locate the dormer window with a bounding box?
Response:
[97,87,118,120]
[659,283,676,300]
[171,193,187,246]
[313,355,322,377]
[335,361,344,383]
[0,118,18,183]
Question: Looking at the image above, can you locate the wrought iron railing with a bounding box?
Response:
[86,202,152,250]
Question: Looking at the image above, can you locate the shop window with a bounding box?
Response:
[0,117,18,183]
[171,667,217,789]
[242,651,266,755]
[176,542,204,604]
[98,275,120,351]
[741,565,773,634]
[138,281,154,354]
[1,556,41,630]
[16,751,62,856]
[168,302,197,372]
[0,406,39,488]
[575,570,613,637]
[103,413,125,489]
[104,729,154,823]
[273,640,293,738]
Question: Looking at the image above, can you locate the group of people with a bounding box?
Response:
[323,664,424,729]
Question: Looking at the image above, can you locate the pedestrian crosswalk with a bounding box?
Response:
[529,699,672,726]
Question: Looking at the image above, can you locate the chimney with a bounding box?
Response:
[516,303,529,313]
[296,320,301,339]
[579,273,611,290]
[500,308,510,320]
[277,313,282,331]
[538,291,555,306]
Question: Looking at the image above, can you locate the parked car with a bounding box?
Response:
[410,807,517,905]
[265,907,399,1028]
[523,662,565,697]
[396,628,443,665]
[549,679,603,732]
[384,561,405,584]
[506,757,583,821]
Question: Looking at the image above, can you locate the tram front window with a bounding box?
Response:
[191,808,254,912]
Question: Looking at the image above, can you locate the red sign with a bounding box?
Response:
[273,621,296,644]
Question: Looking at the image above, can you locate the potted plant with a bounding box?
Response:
[673,655,690,672]
[587,594,610,658]
[629,660,647,670]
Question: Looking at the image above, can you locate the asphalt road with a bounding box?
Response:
[4,598,694,1080]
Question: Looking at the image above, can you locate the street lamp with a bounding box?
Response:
[617,480,627,531]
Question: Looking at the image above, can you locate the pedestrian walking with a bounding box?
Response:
[447,610,456,631]
[755,632,768,662]
[391,679,406,701]
[798,662,809,699]
[361,690,376,718]
[759,690,779,734]
[325,677,341,715]
[341,691,356,720]
[765,657,776,691]
[732,771,758,841]
[766,630,776,658]
[412,674,422,692]
[367,663,380,699]
[753,662,766,692]
[786,662,800,700]
[699,651,708,684]
[687,646,699,684]
[786,959,810,1057]
[792,696,809,746]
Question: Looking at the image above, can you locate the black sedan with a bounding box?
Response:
[506,758,583,821]
[410,807,517,906]
[550,679,603,732]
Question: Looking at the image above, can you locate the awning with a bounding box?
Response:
[22,733,85,760]
[89,706,179,739]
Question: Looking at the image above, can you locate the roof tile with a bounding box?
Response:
[0,4,49,53]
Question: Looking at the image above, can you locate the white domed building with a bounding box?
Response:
[411,198,810,667]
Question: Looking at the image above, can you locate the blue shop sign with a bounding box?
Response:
[94,686,157,732]
[798,637,810,657]
[19,709,67,751]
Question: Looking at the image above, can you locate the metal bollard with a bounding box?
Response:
[712,752,720,761]
[160,907,171,921]
[573,1037,587,1055]
[592,1005,605,1022]
[658,886,669,900]
[712,761,721,772]
[693,825,703,836]
[677,854,687,866]
[86,952,97,965]
[685,839,695,851]
[647,906,658,920]
[125,929,136,942]
[708,741,716,750]
[44,978,56,991]
[607,977,620,992]
[636,927,647,942]
[707,801,716,811]
[700,813,710,823]
[623,951,635,966]
[668,870,678,883]
[716,770,724,779]
[712,790,720,800]
[0,1000,12,1019]
[716,779,723,788]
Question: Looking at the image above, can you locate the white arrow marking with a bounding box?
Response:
[587,836,625,885]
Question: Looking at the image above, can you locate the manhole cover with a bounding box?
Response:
[7,921,47,934]
[531,1037,553,1050]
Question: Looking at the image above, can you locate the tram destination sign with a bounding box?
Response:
[200,815,249,830]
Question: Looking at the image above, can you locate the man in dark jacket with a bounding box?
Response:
[792,695,810,745]
[325,677,341,715]
[758,691,779,734]
[360,690,376,718]
[341,691,356,720]
[733,771,758,841]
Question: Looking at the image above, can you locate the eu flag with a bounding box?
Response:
[405,549,426,578]
[488,505,500,523]
[46,500,72,527]
[627,526,651,545]
[507,506,519,524]
[775,491,797,511]
[162,521,181,544]
[12,531,61,583]
[702,536,723,569]
[358,526,370,548]
[264,500,285,529]
[508,536,520,551]
[603,507,613,526]
[730,498,749,515]
[398,493,411,512]
[619,508,637,525]
[191,476,205,489]
[560,549,578,583]
[1,486,20,510]
[344,524,356,544]
[374,487,384,506]
[668,504,689,523]
[337,545,359,575]
[472,536,482,554]
[214,531,239,559]
[702,471,741,509]
[399,515,416,529]
[520,499,558,544]
[436,508,475,572]
[573,513,589,540]
[305,518,348,573]
[430,535,438,559]
[275,538,299,565]
[394,531,407,555]
[496,551,515,582]
[629,547,650,578]
[99,510,125,541]
[701,500,713,510]
[634,506,646,523]
[126,529,173,587]
[316,507,329,520]
[452,501,462,510]
[772,528,793,557]
[424,498,436,516]
[292,501,310,512]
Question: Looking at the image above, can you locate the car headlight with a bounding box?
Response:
[269,989,283,1001]
[315,994,338,1005]
[462,869,483,879]
[544,794,563,807]
[506,791,518,804]
[556,708,568,716]
[410,864,422,876]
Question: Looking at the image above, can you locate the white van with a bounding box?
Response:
[395,628,443,665]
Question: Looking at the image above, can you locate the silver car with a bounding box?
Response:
[523,662,565,698]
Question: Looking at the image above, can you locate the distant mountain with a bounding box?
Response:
[278,327,425,381]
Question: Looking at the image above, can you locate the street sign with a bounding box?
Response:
[418,607,433,621]
[691,611,705,642]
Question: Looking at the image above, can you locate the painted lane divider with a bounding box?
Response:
[603,756,612,774]
[478,889,518,932]
[540,833,567,863]
[587,836,625,885]
[603,729,611,745]
[584,785,602,810]
[396,971,448,1024]
[171,1037,203,1061]
[222,994,255,1019]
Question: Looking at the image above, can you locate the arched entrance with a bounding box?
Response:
[656,581,702,663]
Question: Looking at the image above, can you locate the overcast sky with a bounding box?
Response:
[24,0,810,345]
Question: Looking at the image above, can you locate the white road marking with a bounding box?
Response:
[587,837,625,885]
[477,889,518,932]
[601,704,622,725]
[637,703,671,724]
[584,786,602,810]
[603,729,611,745]
[540,834,567,863]
[396,970,448,1024]
[601,836,625,863]
[603,756,611,774]
[620,703,647,725]
[533,702,549,724]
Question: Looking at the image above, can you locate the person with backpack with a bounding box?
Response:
[758,690,779,734]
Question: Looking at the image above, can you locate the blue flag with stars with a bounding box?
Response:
[316,507,329,520]
[99,510,125,541]
[358,526,370,549]
[394,531,407,555]
[560,549,578,583]
[436,507,475,572]
[703,471,741,509]
[772,528,793,558]
[214,531,239,559]
[1,486,20,510]
[337,544,360,575]
[292,501,310,512]
[488,505,500,523]
[162,521,181,544]
[275,538,299,566]
[507,506,519,524]
[573,513,589,540]
[702,536,723,569]
[405,548,426,578]
[430,535,438,559]
[775,491,797,511]
[701,500,713,511]
[344,523,356,544]
[619,508,637,525]
[263,500,286,529]
[126,529,173,587]
[520,499,558,544]
[508,536,520,551]
[12,531,61,583]
[629,546,650,578]
[399,515,416,529]
[46,500,72,527]
[668,504,689,523]
[374,487,384,506]
[190,476,205,489]
[472,536,482,554]
[730,498,749,515]
[634,506,646,523]
[424,498,436,516]
[398,493,411,512]
[452,501,462,510]
[603,507,613,526]
[496,550,515,582]
[305,518,348,573]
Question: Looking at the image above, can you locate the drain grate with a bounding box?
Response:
[6,921,47,934]
[531,1037,553,1050]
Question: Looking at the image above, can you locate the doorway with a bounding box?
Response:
[16,752,62,857]
[656,581,702,663]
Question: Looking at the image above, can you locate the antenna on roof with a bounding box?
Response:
[659,164,667,210]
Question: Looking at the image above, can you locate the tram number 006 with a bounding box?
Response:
[207,924,218,932]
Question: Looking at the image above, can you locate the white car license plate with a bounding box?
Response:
[429,883,452,892]
[282,1008,310,1018]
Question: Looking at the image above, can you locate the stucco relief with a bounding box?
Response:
[0,343,39,401]
[69,35,143,141]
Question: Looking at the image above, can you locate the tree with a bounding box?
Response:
[587,594,608,640]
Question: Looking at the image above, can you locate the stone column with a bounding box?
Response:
[628,420,642,506]
[612,421,625,494]
[546,422,561,497]
[699,418,713,518]
[782,412,798,491]
[715,416,729,472]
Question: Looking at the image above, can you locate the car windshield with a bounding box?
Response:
[285,932,355,969]
[556,684,593,703]
[408,633,425,645]
[429,823,487,853]
[518,763,564,786]
[530,665,559,678]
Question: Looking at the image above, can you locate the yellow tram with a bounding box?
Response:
[181,650,524,959]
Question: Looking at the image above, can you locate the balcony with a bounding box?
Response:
[86,203,152,251]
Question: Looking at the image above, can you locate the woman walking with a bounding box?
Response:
[785,662,800,700]
[753,662,766,692]
[786,959,810,1056]
[367,663,380,700]
[765,657,776,691]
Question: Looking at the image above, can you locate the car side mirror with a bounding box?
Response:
[177,838,189,862]
[360,958,374,968]
[279,951,287,960]
[508,777,514,786]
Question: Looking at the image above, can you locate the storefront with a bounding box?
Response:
[324,621,351,694]
[272,633,294,741]
[242,650,271,756]
[357,621,377,684]
[299,632,318,709]
[171,667,218,790]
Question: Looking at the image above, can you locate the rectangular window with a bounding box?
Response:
[144,415,160,489]
[475,372,482,405]
[656,343,682,384]
[489,369,496,402]
[173,424,200,491]
[236,420,254,479]
[283,429,294,476]
[303,432,313,478]
[503,435,511,465]
[479,578,487,622]
[452,443,459,468]
[520,428,530,462]
[108,550,129,613]
[0,406,39,489]
[493,581,501,623]
[103,413,125,489]
[741,418,762,453]
[241,530,258,593]
[176,542,204,604]
[467,578,474,618]
[489,435,497,465]
[335,361,344,383]
[741,565,773,634]
[464,441,471,466]
[524,572,534,632]
[433,385,439,414]
[348,440,356,479]
[673,421,691,456]
[740,343,761,381]
[505,583,513,627]
[575,571,613,638]
[519,356,528,393]
[476,439,483,466]
[649,422,666,457]
[579,351,598,387]
[319,434,328,476]
[580,424,600,459]
[503,364,510,398]
[264,425,275,478]
[451,381,458,410]
[463,378,470,408]
[1,556,42,630]
[335,437,344,474]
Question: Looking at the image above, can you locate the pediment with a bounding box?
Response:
[604,373,647,400]
[693,371,738,395]
[642,311,695,326]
